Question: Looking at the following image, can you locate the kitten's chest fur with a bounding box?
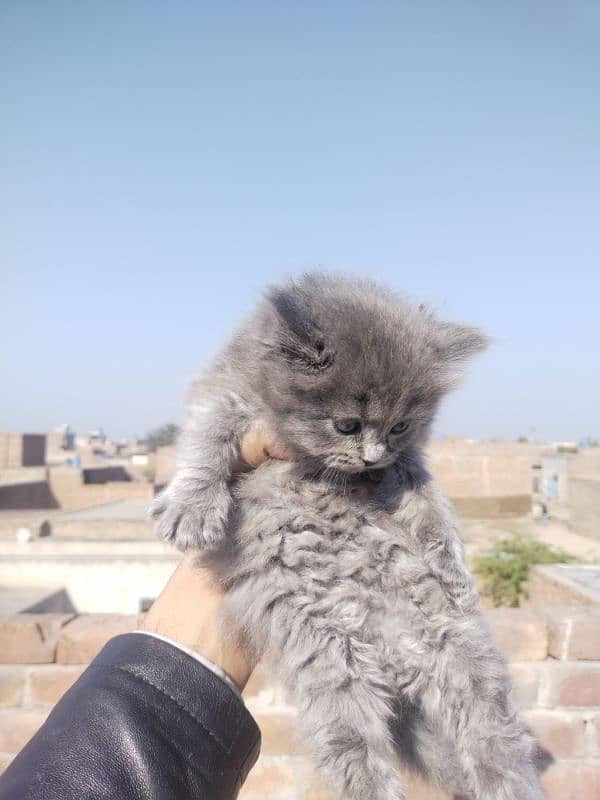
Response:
[229,460,448,643]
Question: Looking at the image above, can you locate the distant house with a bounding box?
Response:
[0,433,46,468]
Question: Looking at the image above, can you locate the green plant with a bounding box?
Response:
[472,535,574,607]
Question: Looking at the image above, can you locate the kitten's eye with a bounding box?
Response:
[334,419,362,435]
[390,420,410,435]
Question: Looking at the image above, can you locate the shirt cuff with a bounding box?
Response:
[132,630,242,699]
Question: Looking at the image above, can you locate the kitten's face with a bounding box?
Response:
[270,390,436,474]
[255,274,487,474]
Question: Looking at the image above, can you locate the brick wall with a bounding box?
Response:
[0,480,59,510]
[0,467,47,485]
[154,445,176,490]
[0,467,153,511]
[428,439,539,500]
[149,441,535,518]
[151,441,540,511]
[0,435,46,469]
[1,609,599,798]
[48,466,153,509]
[21,436,47,468]
[569,448,600,479]
[569,477,600,541]
[450,493,532,517]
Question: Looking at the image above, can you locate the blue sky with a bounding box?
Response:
[1,2,598,442]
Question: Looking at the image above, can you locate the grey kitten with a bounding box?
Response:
[151,274,544,800]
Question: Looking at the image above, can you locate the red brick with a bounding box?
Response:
[239,756,298,799]
[540,759,600,800]
[484,609,548,660]
[0,614,74,664]
[544,607,600,661]
[28,665,86,704]
[0,667,25,707]
[522,709,588,758]
[544,662,600,707]
[590,712,600,755]
[0,710,47,752]
[509,662,542,709]
[56,614,138,664]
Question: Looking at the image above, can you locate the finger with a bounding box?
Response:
[265,441,295,461]
[239,424,271,467]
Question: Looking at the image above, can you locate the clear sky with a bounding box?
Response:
[2,2,598,442]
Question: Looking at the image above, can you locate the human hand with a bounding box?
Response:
[237,422,294,469]
[143,551,252,690]
[145,424,293,689]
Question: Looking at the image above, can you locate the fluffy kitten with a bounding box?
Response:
[151,274,544,800]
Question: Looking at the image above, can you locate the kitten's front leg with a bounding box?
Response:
[404,483,478,613]
[151,379,250,550]
[151,472,233,550]
[421,526,479,614]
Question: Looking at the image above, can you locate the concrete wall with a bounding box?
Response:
[531,447,600,506]
[569,448,600,478]
[529,564,600,607]
[570,477,600,540]
[48,467,152,510]
[152,439,539,513]
[0,467,152,511]
[0,551,180,614]
[451,494,531,517]
[82,466,132,484]
[0,482,58,510]
[45,432,65,452]
[0,434,46,469]
[428,439,539,501]
[0,435,27,469]
[0,467,47,485]
[0,438,545,516]
[154,445,175,490]
[0,466,153,509]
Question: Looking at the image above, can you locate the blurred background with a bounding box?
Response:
[1,3,599,798]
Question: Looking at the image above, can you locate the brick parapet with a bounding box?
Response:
[0,608,599,798]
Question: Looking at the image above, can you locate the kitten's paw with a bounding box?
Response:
[150,485,231,550]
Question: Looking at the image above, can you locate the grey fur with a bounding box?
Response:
[151,274,544,800]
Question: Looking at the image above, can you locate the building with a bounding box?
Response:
[0,433,46,468]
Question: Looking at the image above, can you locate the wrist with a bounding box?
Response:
[142,552,252,690]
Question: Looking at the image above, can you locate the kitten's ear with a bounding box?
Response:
[430,321,490,365]
[426,320,490,389]
[266,284,335,372]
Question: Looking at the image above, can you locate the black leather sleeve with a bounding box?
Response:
[0,633,261,800]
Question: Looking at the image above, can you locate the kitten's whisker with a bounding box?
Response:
[324,466,335,493]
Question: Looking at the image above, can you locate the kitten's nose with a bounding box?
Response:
[362,442,386,466]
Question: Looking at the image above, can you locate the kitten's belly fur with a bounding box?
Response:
[222,460,458,690]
